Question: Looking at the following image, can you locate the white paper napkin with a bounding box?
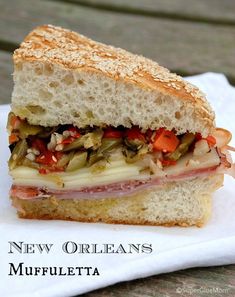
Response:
[0,73,235,297]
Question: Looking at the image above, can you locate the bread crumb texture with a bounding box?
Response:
[12,25,215,135]
[12,174,223,227]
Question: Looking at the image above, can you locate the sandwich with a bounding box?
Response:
[7,25,235,226]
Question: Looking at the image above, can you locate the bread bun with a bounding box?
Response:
[12,25,215,136]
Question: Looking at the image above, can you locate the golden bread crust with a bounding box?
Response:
[13,25,215,131]
[16,211,205,227]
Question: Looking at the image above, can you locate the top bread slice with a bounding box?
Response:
[12,25,215,136]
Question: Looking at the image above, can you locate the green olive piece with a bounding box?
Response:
[124,145,149,164]
[57,152,74,168]
[6,112,15,132]
[18,122,43,138]
[63,137,84,152]
[167,143,187,161]
[63,129,104,152]
[82,129,103,150]
[88,151,104,167]
[167,133,195,161]
[124,138,144,151]
[125,152,140,164]
[181,133,195,145]
[22,158,39,169]
[98,138,122,154]
[8,139,28,170]
[66,152,88,172]
[37,126,58,138]
[87,138,122,167]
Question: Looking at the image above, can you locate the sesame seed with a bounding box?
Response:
[14,24,209,111]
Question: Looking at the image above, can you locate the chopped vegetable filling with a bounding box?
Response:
[7,112,217,174]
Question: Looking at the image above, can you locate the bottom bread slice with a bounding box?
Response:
[11,174,223,227]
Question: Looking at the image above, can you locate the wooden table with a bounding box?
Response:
[1,0,234,295]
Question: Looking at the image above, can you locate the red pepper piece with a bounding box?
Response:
[103,127,123,138]
[61,137,75,144]
[67,126,81,138]
[54,151,64,160]
[161,159,177,166]
[146,129,154,142]
[195,133,202,141]
[39,168,47,175]
[126,126,145,142]
[32,139,47,154]
[36,151,57,166]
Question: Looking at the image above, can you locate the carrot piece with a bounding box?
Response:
[153,129,179,153]
[9,133,19,144]
[10,115,21,129]
[205,135,216,147]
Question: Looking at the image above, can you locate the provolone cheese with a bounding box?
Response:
[10,159,145,189]
[10,148,220,189]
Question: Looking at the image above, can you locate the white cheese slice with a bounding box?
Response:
[164,148,220,176]
[10,148,220,189]
[10,159,146,189]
